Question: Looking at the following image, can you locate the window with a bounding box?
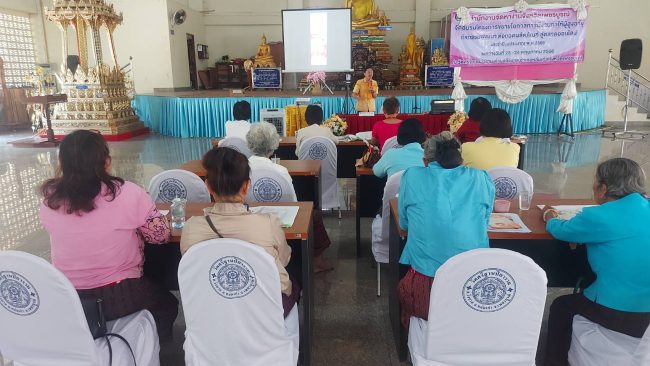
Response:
[0,12,36,87]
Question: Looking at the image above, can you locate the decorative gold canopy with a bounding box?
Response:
[42,0,145,136]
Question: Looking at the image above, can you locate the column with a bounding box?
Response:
[90,25,103,66]
[59,22,68,71]
[415,0,431,39]
[75,16,89,71]
[107,27,118,67]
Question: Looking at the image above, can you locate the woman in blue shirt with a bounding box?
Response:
[373,118,426,178]
[397,131,495,329]
[543,158,650,366]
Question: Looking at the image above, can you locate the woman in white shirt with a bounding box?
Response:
[224,100,252,139]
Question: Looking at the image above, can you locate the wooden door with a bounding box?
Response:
[186,34,198,90]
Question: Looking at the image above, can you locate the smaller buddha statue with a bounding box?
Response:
[431,48,448,66]
[254,34,276,68]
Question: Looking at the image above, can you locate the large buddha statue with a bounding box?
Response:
[405,27,416,67]
[253,34,276,68]
[346,0,383,29]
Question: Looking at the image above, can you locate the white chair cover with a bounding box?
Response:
[381,136,401,155]
[371,171,403,264]
[298,137,339,210]
[179,239,299,366]
[246,167,297,203]
[408,248,548,366]
[0,251,159,366]
[219,137,253,158]
[148,169,211,203]
[488,166,534,200]
[568,315,650,366]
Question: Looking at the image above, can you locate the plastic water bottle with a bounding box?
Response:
[170,197,187,229]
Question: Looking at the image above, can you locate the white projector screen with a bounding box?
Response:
[282,8,352,73]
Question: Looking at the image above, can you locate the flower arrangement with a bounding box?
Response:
[447,111,467,133]
[306,71,326,85]
[323,114,348,136]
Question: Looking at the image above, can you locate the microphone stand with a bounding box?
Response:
[412,89,421,114]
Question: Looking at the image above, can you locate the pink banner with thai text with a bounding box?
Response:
[450,7,587,68]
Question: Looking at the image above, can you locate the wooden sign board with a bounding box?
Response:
[252,68,282,89]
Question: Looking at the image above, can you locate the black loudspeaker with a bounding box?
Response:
[620,39,642,70]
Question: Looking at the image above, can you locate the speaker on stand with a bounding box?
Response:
[342,73,353,115]
[614,38,647,140]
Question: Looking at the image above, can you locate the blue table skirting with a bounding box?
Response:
[133,90,605,138]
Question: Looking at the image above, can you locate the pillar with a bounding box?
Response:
[415,0,431,40]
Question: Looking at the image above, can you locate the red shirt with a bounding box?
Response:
[455,118,481,143]
[372,119,402,150]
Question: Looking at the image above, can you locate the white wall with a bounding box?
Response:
[167,0,208,88]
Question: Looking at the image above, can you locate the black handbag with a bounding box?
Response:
[80,297,108,339]
[80,297,137,365]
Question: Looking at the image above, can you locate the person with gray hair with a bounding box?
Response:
[246,122,335,273]
[542,157,650,366]
[396,131,495,329]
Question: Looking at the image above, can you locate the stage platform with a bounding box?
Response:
[132,87,606,138]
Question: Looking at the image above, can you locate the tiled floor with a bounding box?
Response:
[1,129,649,365]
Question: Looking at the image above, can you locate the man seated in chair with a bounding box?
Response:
[295,104,339,156]
[224,100,252,139]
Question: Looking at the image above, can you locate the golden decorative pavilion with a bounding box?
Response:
[44,0,145,137]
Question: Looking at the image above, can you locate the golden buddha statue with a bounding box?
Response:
[254,34,276,68]
[431,47,448,66]
[346,0,382,29]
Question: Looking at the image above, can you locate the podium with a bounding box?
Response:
[24,94,68,147]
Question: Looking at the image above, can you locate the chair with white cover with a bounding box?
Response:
[246,167,297,203]
[219,137,253,158]
[381,136,401,155]
[148,169,211,203]
[568,315,650,366]
[0,250,160,366]
[408,248,548,366]
[298,137,340,214]
[370,170,403,297]
[487,166,534,200]
[179,239,299,366]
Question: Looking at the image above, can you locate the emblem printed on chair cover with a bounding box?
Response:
[158,178,188,202]
[308,142,328,160]
[252,177,282,202]
[0,271,40,316]
[494,177,518,199]
[463,268,516,312]
[209,256,257,299]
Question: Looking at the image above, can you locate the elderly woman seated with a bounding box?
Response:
[460,108,520,170]
[246,122,335,272]
[542,157,650,366]
[397,131,495,329]
[180,147,298,317]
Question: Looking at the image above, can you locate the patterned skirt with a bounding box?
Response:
[398,268,435,329]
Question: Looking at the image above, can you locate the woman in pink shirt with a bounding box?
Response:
[371,97,402,150]
[39,130,178,340]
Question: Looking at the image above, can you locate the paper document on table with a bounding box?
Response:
[489,213,531,233]
[159,210,169,216]
[249,206,300,228]
[536,205,594,220]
